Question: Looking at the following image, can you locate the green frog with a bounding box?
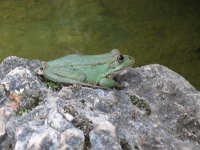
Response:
[42,49,134,88]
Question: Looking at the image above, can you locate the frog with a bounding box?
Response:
[42,49,134,88]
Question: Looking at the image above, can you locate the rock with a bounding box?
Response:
[6,107,84,150]
[0,56,43,80]
[90,121,121,150]
[0,56,199,150]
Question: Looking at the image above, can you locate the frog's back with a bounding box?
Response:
[48,50,120,66]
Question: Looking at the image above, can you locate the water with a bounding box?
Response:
[0,0,200,89]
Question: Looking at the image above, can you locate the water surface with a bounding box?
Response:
[0,0,200,89]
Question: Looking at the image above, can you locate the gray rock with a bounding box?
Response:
[118,65,200,149]
[90,121,121,150]
[0,56,43,80]
[0,56,199,150]
[6,107,84,150]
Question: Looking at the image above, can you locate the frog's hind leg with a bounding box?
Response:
[43,67,86,85]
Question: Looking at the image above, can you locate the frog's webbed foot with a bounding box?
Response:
[34,62,48,75]
[35,67,44,76]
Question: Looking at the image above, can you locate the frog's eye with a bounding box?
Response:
[117,54,124,63]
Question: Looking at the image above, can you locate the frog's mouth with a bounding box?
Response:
[107,67,131,79]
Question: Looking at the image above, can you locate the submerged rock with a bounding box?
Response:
[0,56,199,150]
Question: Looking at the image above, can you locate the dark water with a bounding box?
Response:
[0,0,200,89]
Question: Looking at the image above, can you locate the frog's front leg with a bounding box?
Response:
[98,77,120,88]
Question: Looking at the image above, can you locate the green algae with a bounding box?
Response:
[130,95,151,115]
